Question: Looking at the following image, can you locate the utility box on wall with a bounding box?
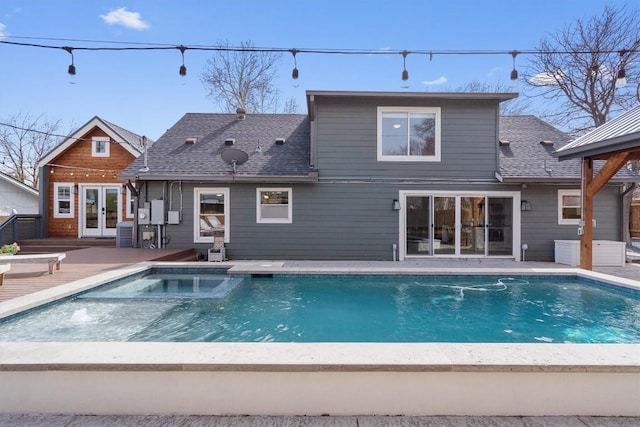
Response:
[151,200,165,225]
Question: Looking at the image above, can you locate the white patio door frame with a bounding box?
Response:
[398,190,521,261]
[79,184,122,237]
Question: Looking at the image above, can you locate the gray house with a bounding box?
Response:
[120,91,636,261]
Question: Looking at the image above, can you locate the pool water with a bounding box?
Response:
[0,272,639,343]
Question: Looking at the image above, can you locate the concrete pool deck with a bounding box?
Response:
[0,254,639,418]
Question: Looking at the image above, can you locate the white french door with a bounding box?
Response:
[400,191,520,260]
[81,185,121,237]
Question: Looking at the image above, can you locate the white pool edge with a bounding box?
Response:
[0,263,639,416]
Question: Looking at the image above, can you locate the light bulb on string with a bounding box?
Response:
[178,45,187,76]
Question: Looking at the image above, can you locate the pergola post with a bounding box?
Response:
[580,158,593,270]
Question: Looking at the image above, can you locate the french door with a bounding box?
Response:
[402,192,517,259]
[81,185,121,237]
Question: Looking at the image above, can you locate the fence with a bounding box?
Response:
[632,200,640,238]
[0,214,43,247]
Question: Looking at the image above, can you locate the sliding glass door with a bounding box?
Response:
[403,193,516,259]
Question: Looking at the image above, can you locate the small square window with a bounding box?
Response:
[257,188,292,223]
[92,137,110,157]
[558,189,581,225]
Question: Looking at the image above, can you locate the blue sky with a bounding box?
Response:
[0,0,622,140]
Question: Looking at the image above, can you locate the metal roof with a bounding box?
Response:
[555,105,640,160]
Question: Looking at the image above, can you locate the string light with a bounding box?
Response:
[62,46,76,75]
[177,45,187,76]
[617,49,627,87]
[1,38,637,83]
[290,48,299,80]
[510,50,518,80]
[401,50,409,81]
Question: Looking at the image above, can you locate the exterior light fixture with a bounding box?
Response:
[510,50,518,81]
[178,45,187,76]
[63,46,76,75]
[392,199,401,211]
[401,50,409,81]
[290,49,299,79]
[520,200,532,211]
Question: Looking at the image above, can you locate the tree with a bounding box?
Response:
[0,113,62,188]
[454,81,532,116]
[523,5,640,134]
[200,40,282,113]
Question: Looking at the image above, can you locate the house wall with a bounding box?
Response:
[0,179,38,219]
[45,127,136,237]
[315,97,499,180]
[520,184,621,261]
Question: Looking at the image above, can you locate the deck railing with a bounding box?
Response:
[0,214,43,247]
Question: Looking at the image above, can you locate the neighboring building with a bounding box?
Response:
[38,116,147,238]
[120,91,638,261]
[0,171,39,221]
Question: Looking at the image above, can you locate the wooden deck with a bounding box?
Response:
[0,247,195,302]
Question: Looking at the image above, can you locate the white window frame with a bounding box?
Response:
[92,136,110,157]
[53,182,74,218]
[193,187,230,244]
[125,187,135,219]
[256,187,292,224]
[558,189,581,225]
[377,106,441,162]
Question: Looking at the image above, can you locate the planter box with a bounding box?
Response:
[554,240,626,267]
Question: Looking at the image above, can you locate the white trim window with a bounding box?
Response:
[558,189,581,225]
[92,136,110,157]
[125,187,135,219]
[377,107,441,162]
[257,188,292,223]
[53,183,74,218]
[194,188,229,243]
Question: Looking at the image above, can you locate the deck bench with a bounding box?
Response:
[0,253,66,275]
[0,263,9,286]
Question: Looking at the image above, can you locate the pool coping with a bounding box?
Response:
[0,261,639,375]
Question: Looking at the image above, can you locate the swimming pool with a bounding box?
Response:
[1,262,639,416]
[1,269,638,343]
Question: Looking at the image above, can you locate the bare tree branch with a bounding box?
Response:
[453,80,532,116]
[0,113,62,188]
[522,5,640,134]
[200,40,282,113]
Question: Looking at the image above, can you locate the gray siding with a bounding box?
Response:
[520,184,621,261]
[315,98,499,180]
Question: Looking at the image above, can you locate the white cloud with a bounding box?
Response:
[529,71,563,86]
[0,23,8,38]
[422,76,448,86]
[100,8,149,30]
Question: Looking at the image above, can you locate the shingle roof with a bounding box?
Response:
[121,113,313,181]
[102,119,150,152]
[499,115,637,182]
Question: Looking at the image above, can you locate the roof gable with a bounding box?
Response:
[38,116,144,168]
[0,171,39,196]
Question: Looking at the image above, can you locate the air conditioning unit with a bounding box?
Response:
[116,221,134,248]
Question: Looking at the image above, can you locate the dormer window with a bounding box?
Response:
[92,137,110,157]
[377,107,441,162]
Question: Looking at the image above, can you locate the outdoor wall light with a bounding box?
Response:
[72,184,78,194]
[521,200,532,211]
[392,199,401,211]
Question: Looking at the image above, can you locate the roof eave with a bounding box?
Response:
[121,172,319,183]
[555,133,640,161]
